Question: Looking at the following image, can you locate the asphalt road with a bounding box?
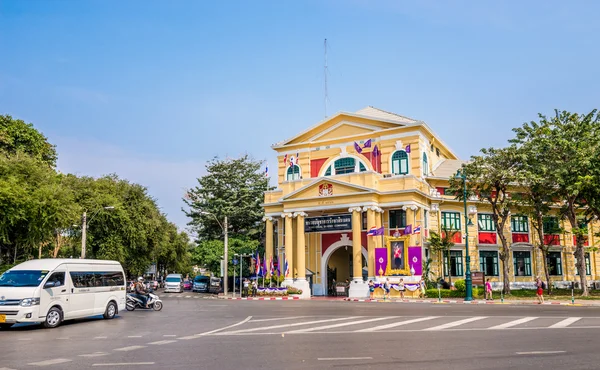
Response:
[2,291,600,370]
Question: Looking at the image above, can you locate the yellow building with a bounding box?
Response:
[261,106,599,297]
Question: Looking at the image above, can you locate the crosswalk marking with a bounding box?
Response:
[489,317,538,329]
[79,352,108,358]
[356,316,440,332]
[287,317,392,333]
[114,345,146,352]
[423,316,487,331]
[221,316,361,335]
[148,340,177,345]
[549,317,581,328]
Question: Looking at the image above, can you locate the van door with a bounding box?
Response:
[67,265,95,318]
[39,271,69,319]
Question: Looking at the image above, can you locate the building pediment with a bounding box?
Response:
[281,178,376,201]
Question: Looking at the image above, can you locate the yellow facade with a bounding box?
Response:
[262,106,599,297]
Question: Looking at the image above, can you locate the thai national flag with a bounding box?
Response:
[295,152,299,165]
[263,254,268,276]
[264,164,269,178]
[367,226,378,236]
[284,257,289,277]
[283,154,287,165]
[256,252,261,276]
[269,256,274,275]
[413,226,421,234]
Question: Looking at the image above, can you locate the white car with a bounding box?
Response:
[163,274,183,293]
[0,259,126,329]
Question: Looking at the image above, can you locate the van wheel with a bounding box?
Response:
[43,307,62,328]
[103,302,117,319]
[0,324,13,330]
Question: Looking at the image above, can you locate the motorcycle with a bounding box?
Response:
[126,289,163,311]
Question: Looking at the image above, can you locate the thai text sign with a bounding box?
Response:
[304,214,352,233]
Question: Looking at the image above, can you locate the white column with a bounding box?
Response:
[348,207,369,298]
[291,212,311,298]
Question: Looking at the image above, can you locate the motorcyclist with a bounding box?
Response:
[134,277,149,308]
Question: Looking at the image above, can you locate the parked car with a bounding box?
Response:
[164,274,183,293]
[183,279,192,290]
[208,277,221,294]
[192,276,210,292]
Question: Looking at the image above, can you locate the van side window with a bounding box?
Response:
[47,272,65,286]
[70,271,125,288]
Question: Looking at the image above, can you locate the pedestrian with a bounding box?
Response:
[251,280,257,297]
[345,279,350,296]
[485,278,493,301]
[384,278,391,300]
[368,280,375,299]
[535,276,544,304]
[398,278,405,299]
[243,278,249,297]
[419,278,426,299]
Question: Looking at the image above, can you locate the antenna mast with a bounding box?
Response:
[324,38,328,119]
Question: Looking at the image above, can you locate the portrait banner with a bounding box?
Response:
[375,248,388,276]
[408,247,422,275]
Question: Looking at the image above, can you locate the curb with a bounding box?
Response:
[219,296,301,301]
[342,298,599,306]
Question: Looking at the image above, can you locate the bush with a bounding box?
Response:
[286,286,303,295]
[454,279,465,292]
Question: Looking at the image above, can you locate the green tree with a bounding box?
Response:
[511,110,600,296]
[0,114,57,166]
[191,237,258,276]
[428,227,457,285]
[449,147,521,294]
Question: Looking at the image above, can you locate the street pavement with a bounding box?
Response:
[1,291,600,369]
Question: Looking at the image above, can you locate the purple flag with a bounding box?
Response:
[405,144,411,153]
[408,247,423,275]
[372,145,380,157]
[404,224,412,235]
[354,142,362,154]
[363,139,372,148]
[375,248,388,276]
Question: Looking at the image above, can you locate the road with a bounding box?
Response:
[1,292,600,369]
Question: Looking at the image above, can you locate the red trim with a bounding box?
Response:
[442,231,462,243]
[573,235,589,247]
[544,234,561,246]
[478,232,497,244]
[512,233,529,243]
[310,158,327,178]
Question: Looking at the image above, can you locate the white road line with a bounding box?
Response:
[148,340,177,345]
[56,337,69,340]
[178,315,253,340]
[0,367,18,370]
[79,352,108,358]
[489,317,538,330]
[92,363,155,367]
[549,317,582,328]
[251,316,307,322]
[28,358,72,366]
[114,345,146,352]
[17,338,32,341]
[221,317,361,335]
[127,335,143,338]
[318,357,373,361]
[94,336,107,339]
[423,316,487,331]
[288,317,392,333]
[356,316,440,332]
[163,335,177,337]
[516,351,566,355]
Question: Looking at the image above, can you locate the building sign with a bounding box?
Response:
[304,214,352,233]
[318,183,333,197]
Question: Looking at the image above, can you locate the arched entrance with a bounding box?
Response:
[320,237,367,296]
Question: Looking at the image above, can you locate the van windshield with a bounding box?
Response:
[165,277,181,282]
[0,270,48,287]
[194,276,209,282]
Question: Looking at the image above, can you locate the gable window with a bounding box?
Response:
[511,215,529,233]
[543,217,560,234]
[391,151,409,175]
[423,153,429,176]
[323,157,369,176]
[441,211,461,230]
[389,209,407,229]
[477,214,496,232]
[286,165,301,181]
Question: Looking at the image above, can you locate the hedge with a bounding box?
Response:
[425,287,482,299]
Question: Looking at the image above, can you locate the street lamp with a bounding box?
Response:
[234,253,252,297]
[201,211,228,297]
[81,206,115,259]
[456,170,473,301]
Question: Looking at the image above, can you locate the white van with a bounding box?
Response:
[164,274,183,293]
[0,259,126,329]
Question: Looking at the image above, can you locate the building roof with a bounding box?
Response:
[354,106,417,124]
[8,259,122,271]
[432,159,467,178]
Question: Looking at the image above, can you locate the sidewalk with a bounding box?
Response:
[342,297,600,306]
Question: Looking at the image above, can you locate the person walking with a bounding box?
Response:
[398,278,405,300]
[419,278,426,299]
[242,278,249,297]
[368,280,375,300]
[535,276,544,304]
[384,278,391,301]
[251,280,257,297]
[485,278,493,301]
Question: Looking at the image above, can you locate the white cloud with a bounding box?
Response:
[54,136,205,230]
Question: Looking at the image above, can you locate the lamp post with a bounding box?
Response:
[201,212,228,297]
[81,206,114,259]
[457,170,473,301]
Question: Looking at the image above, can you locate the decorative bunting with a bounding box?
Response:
[354,142,363,154]
[405,144,411,153]
[372,145,380,157]
[363,139,372,148]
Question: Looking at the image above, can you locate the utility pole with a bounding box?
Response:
[81,211,87,259]
[223,216,228,297]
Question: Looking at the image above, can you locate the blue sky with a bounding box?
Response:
[1,1,599,230]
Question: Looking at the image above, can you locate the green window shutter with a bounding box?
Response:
[391,151,409,175]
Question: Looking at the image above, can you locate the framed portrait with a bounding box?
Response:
[385,236,410,275]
